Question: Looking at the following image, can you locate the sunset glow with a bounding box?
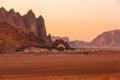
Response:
[0,0,120,41]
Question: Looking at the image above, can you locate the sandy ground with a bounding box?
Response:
[0,51,120,80]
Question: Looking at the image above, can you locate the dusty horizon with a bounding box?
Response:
[0,0,120,41]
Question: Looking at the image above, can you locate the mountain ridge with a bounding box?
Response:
[0,7,48,43]
[90,29,120,47]
[0,7,49,52]
[52,29,120,48]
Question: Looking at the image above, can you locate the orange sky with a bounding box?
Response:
[0,0,120,41]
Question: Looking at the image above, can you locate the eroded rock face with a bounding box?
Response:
[0,22,25,50]
[90,30,120,47]
[0,7,48,43]
[23,10,37,33]
[0,22,46,52]
[37,16,48,42]
[0,7,8,22]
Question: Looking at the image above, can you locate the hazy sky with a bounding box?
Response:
[0,0,120,41]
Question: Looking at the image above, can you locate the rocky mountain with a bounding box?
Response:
[90,30,120,47]
[0,7,49,52]
[0,22,45,52]
[52,30,120,48]
[0,7,48,43]
[1,6,119,49]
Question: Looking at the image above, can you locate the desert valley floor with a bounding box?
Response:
[0,51,120,80]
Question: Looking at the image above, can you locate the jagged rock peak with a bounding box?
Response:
[27,9,33,14]
[0,7,7,15]
[37,15,44,23]
[26,9,36,17]
[9,8,14,12]
[38,15,43,18]
[38,15,44,20]
[9,8,16,14]
[0,7,6,12]
[15,12,21,16]
[9,9,16,15]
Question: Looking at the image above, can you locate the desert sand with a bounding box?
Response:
[0,51,120,80]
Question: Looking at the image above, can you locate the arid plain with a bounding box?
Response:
[0,51,120,80]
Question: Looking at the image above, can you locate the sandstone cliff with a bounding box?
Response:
[0,7,48,43]
[90,30,120,47]
[0,22,46,52]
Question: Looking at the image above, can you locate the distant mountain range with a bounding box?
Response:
[52,30,120,48]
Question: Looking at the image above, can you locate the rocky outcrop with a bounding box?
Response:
[52,36,70,42]
[0,22,46,52]
[90,30,120,47]
[71,30,120,48]
[23,10,37,33]
[0,22,25,51]
[37,16,48,42]
[0,7,48,43]
[70,30,120,48]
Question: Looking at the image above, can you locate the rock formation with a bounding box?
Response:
[0,21,46,52]
[0,7,48,43]
[0,7,49,52]
[90,30,120,47]
[52,30,120,48]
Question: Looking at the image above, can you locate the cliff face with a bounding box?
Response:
[0,7,48,43]
[0,22,25,51]
[71,30,120,48]
[90,30,120,47]
[0,22,46,52]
